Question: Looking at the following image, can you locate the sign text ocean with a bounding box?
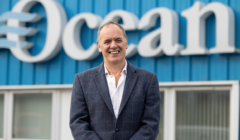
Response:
[0,0,237,63]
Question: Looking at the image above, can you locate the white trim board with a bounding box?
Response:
[0,81,238,90]
[0,85,72,90]
[159,80,239,87]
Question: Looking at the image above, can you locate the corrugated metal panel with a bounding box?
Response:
[174,0,192,81]
[229,0,240,80]
[191,0,210,81]
[125,0,140,67]
[0,0,240,85]
[78,0,93,74]
[156,0,174,82]
[0,0,10,85]
[210,0,229,81]
[47,0,65,85]
[138,0,157,74]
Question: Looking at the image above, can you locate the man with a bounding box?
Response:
[70,21,160,140]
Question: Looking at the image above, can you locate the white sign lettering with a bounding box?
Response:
[181,1,238,55]
[63,13,102,60]
[138,8,183,57]
[7,0,67,63]
[0,0,238,63]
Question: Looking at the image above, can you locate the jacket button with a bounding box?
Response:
[115,128,119,132]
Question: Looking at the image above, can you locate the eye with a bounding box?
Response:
[104,40,110,44]
[116,39,122,42]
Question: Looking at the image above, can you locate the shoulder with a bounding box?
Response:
[75,65,99,79]
[129,63,156,78]
[128,63,158,92]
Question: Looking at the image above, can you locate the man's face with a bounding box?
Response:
[97,24,128,64]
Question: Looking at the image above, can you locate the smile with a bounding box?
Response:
[109,51,120,54]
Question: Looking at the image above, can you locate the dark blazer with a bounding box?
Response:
[70,62,160,140]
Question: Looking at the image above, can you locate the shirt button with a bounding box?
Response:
[115,128,119,132]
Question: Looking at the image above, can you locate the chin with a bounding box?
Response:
[110,60,120,64]
[109,59,123,64]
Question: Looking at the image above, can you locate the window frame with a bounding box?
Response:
[159,81,239,140]
[0,93,6,140]
[0,88,63,140]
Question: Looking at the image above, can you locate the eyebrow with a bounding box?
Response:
[115,37,122,40]
[104,39,111,42]
[103,37,122,41]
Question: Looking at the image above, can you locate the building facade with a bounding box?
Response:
[0,0,240,140]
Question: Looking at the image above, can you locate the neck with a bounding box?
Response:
[104,60,126,75]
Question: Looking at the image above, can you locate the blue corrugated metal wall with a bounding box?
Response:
[0,0,240,85]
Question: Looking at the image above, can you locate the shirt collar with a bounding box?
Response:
[104,60,127,75]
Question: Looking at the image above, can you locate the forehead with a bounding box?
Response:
[99,24,124,40]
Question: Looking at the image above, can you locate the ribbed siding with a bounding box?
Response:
[0,0,10,85]
[229,0,240,80]
[1,0,240,85]
[125,0,140,67]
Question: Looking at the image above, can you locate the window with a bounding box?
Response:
[12,93,52,139]
[160,81,239,140]
[0,88,63,140]
[176,90,229,140]
[0,94,3,138]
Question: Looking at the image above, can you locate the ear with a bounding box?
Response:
[97,42,102,52]
[125,38,128,49]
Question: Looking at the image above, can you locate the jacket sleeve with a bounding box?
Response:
[130,73,161,140]
[70,74,101,140]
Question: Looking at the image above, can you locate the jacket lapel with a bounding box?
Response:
[118,62,138,116]
[93,63,115,117]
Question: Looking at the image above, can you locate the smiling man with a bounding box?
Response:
[70,21,160,140]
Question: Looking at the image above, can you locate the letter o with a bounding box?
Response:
[7,0,67,63]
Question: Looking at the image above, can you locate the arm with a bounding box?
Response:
[70,74,101,140]
[130,73,161,140]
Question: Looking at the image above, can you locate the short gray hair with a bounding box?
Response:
[97,21,127,43]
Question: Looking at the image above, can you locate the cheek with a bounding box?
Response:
[103,47,108,52]
[98,47,102,52]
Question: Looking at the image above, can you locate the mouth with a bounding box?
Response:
[109,51,120,54]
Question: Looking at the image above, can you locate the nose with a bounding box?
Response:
[110,40,118,49]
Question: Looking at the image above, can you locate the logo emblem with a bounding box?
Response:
[0,11,41,49]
